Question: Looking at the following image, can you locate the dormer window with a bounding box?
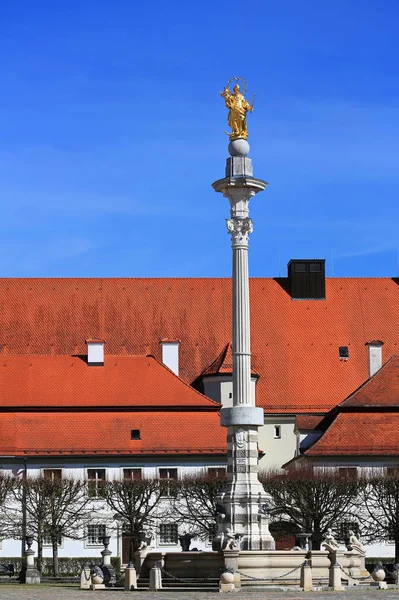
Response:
[131,429,141,440]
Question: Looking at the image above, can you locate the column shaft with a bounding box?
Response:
[232,246,252,406]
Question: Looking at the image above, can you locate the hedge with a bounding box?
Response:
[0,556,121,577]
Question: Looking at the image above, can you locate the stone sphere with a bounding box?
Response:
[371,568,385,582]
[220,571,234,584]
[228,138,250,157]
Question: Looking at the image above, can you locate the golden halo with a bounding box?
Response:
[225,76,248,93]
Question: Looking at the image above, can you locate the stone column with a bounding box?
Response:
[212,139,275,551]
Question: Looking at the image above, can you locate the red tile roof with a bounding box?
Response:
[305,412,399,456]
[201,343,259,376]
[339,355,399,408]
[0,411,226,456]
[0,355,219,409]
[295,415,325,430]
[0,277,397,413]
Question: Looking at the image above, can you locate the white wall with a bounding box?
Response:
[161,342,179,375]
[259,416,297,470]
[202,375,257,407]
[0,459,226,561]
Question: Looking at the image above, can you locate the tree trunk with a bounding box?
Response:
[37,537,43,573]
[52,539,59,577]
[395,537,399,563]
[129,536,134,563]
[312,524,322,550]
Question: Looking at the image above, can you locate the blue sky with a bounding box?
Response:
[0,0,398,277]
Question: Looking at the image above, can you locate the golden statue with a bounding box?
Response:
[220,77,255,141]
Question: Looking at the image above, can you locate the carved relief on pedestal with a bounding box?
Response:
[235,427,248,448]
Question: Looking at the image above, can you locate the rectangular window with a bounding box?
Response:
[87,524,106,546]
[159,523,178,545]
[123,468,142,480]
[309,262,322,272]
[338,467,358,479]
[274,425,281,439]
[294,263,307,272]
[43,531,62,546]
[43,469,62,481]
[159,468,178,497]
[386,467,399,478]
[337,521,360,541]
[208,467,227,479]
[208,523,217,544]
[339,346,349,359]
[87,469,106,498]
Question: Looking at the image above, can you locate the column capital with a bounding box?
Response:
[226,218,253,247]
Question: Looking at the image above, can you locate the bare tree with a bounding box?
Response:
[260,468,362,549]
[361,469,399,562]
[12,477,48,573]
[172,471,227,542]
[103,477,165,563]
[15,477,94,575]
[0,473,17,541]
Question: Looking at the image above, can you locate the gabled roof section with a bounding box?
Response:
[305,412,399,456]
[340,355,399,409]
[0,411,227,456]
[0,354,219,410]
[202,343,233,376]
[201,343,259,377]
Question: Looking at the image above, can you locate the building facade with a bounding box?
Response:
[0,265,397,559]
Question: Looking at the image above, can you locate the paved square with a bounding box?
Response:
[1,585,399,600]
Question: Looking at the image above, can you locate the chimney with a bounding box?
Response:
[85,338,105,366]
[287,259,326,300]
[366,341,384,378]
[160,339,180,375]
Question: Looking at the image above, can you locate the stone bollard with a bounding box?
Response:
[300,560,313,591]
[124,563,138,591]
[329,562,344,591]
[149,562,162,591]
[371,563,387,589]
[90,565,106,590]
[80,564,91,589]
[219,570,235,593]
[223,549,241,590]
